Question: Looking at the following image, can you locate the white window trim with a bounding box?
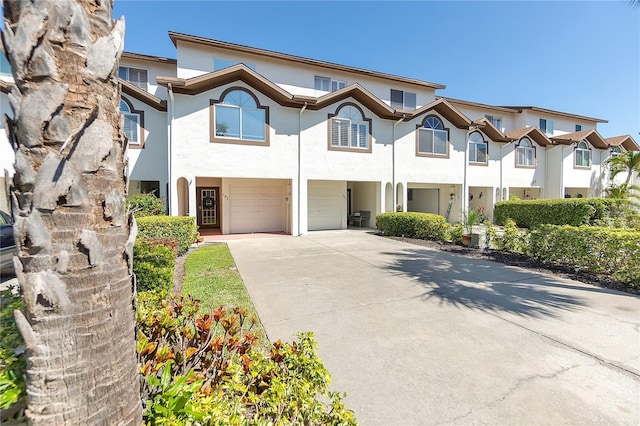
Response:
[391,89,417,111]
[575,141,591,168]
[330,117,369,149]
[516,139,535,167]
[119,66,149,91]
[315,76,346,93]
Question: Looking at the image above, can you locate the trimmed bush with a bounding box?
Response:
[493,198,628,228]
[126,192,166,217]
[133,238,177,293]
[376,212,450,241]
[137,216,198,255]
[527,225,640,286]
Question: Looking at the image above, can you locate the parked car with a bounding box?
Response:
[0,209,16,275]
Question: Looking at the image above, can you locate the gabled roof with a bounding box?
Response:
[499,105,608,124]
[550,129,608,149]
[409,98,473,129]
[606,135,640,151]
[121,51,176,65]
[168,31,445,90]
[440,96,517,114]
[472,117,512,142]
[505,126,552,147]
[305,84,397,119]
[120,79,167,111]
[156,64,300,107]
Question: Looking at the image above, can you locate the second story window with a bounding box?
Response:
[118,66,148,90]
[575,141,591,167]
[120,98,143,148]
[516,137,535,167]
[213,88,267,144]
[417,115,448,157]
[610,146,622,158]
[468,131,487,164]
[390,89,416,111]
[329,103,371,151]
[539,118,554,135]
[314,76,346,92]
[575,124,584,132]
[485,115,502,129]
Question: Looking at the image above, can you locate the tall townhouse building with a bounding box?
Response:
[1,32,638,235]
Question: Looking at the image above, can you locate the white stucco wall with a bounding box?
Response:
[124,95,168,200]
[175,41,437,109]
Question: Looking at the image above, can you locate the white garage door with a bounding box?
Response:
[308,180,344,231]
[229,181,287,234]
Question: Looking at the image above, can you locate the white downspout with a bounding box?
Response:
[392,115,404,210]
[298,102,307,236]
[463,129,470,215]
[167,83,174,215]
[560,145,565,198]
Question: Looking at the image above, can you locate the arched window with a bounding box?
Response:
[610,146,622,158]
[469,131,487,163]
[575,140,591,167]
[213,88,267,143]
[329,103,371,151]
[120,97,143,147]
[516,137,535,167]
[417,115,448,156]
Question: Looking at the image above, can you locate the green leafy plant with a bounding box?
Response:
[137,216,198,255]
[376,212,451,241]
[528,225,640,285]
[136,295,357,424]
[133,238,177,293]
[0,288,26,421]
[462,208,480,235]
[126,192,166,217]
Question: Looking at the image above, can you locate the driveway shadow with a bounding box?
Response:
[381,248,587,319]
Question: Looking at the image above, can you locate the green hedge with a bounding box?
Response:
[126,193,166,217]
[137,216,197,255]
[133,238,177,293]
[494,198,627,228]
[376,212,450,241]
[528,225,640,286]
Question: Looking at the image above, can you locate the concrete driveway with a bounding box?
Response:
[228,230,640,425]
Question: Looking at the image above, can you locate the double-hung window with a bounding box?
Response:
[120,98,143,147]
[516,137,535,167]
[417,116,448,156]
[575,141,591,167]
[329,104,370,151]
[468,131,487,164]
[485,115,502,130]
[390,89,416,111]
[314,76,346,92]
[539,118,554,135]
[118,66,148,90]
[213,89,267,143]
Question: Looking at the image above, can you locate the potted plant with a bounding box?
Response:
[461,208,480,247]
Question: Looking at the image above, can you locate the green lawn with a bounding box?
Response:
[181,243,268,344]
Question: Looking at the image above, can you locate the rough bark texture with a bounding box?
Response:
[2,0,142,423]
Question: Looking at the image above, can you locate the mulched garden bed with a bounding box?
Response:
[380,234,639,295]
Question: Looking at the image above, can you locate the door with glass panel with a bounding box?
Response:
[197,187,220,228]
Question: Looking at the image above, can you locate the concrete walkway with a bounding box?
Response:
[229,230,640,425]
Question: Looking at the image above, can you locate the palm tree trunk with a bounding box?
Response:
[2,0,142,423]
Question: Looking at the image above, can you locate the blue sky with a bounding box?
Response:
[5,1,640,138]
